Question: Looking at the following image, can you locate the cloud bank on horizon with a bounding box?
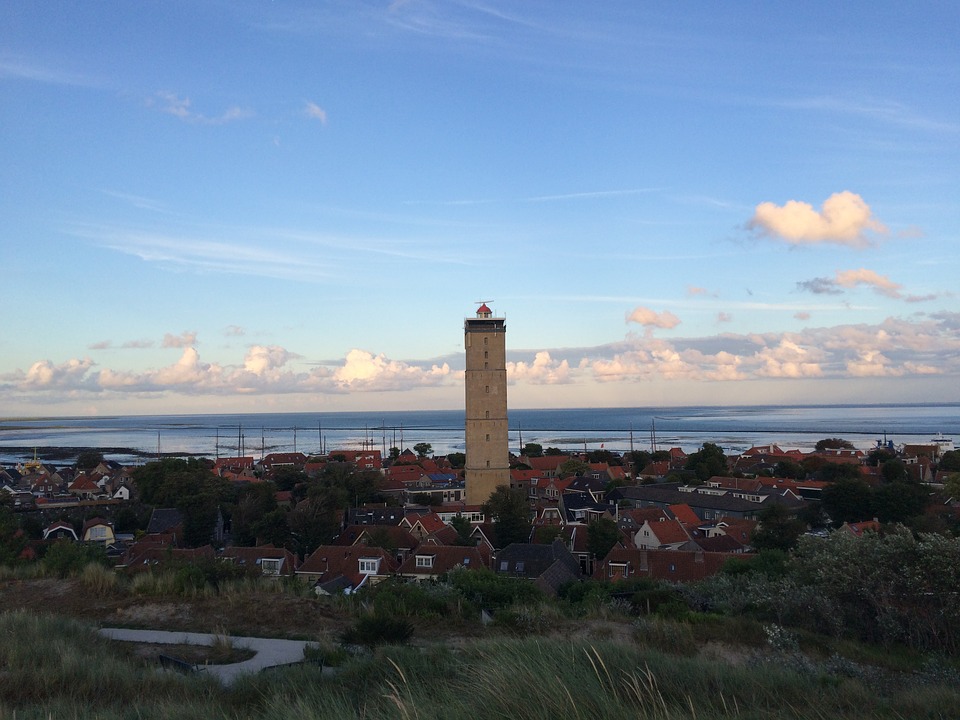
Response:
[0,2,957,415]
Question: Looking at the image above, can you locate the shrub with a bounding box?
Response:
[341,613,414,647]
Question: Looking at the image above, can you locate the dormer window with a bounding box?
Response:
[415,554,434,568]
[359,558,380,574]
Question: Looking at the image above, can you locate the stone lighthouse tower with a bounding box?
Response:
[464,302,509,505]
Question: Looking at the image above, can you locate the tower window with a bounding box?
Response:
[485,410,489,419]
[485,385,489,393]
[483,337,488,346]
[484,351,488,359]
[484,362,488,369]
[486,434,490,441]
[486,460,490,468]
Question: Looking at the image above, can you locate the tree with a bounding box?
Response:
[881,459,908,484]
[821,477,873,526]
[684,443,727,483]
[587,449,619,466]
[628,450,652,473]
[558,458,589,477]
[450,515,474,546]
[482,486,531,548]
[815,438,854,452]
[773,460,806,480]
[873,482,928,524]
[522,443,543,458]
[939,450,960,473]
[544,447,564,456]
[587,517,621,559]
[751,504,805,552]
[388,447,400,461]
[446,452,466,469]
[75,450,103,470]
[413,442,433,458]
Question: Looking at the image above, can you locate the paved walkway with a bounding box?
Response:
[98,628,317,684]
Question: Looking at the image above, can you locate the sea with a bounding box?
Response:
[1,404,958,466]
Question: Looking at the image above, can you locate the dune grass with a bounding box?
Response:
[1,609,958,720]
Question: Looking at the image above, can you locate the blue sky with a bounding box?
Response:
[1,1,958,416]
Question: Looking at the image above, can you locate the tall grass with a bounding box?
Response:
[2,610,959,720]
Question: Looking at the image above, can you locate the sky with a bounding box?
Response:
[1,1,958,417]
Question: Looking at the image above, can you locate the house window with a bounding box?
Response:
[415,555,434,568]
[669,563,676,572]
[515,562,525,573]
[359,558,379,574]
[260,558,282,575]
[499,561,508,571]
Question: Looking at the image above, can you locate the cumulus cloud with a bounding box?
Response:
[835,269,902,298]
[507,351,571,384]
[20,358,96,389]
[798,268,905,299]
[243,345,299,375]
[332,349,450,390]
[626,306,681,329]
[162,331,198,348]
[748,191,887,247]
[304,101,328,124]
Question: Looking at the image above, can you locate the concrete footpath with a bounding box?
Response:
[98,628,317,684]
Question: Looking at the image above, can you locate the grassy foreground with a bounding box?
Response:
[1,610,958,719]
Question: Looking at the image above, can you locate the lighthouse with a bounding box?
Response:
[464,302,509,505]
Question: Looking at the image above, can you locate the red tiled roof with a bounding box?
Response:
[667,503,701,527]
[397,544,489,576]
[594,547,736,583]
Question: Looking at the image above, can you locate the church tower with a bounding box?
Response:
[464,303,509,505]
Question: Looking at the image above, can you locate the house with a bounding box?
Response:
[840,520,882,537]
[632,518,694,550]
[296,545,398,595]
[81,518,116,546]
[42,521,78,541]
[402,511,448,540]
[396,545,490,581]
[146,508,185,542]
[220,546,298,577]
[326,449,382,471]
[594,547,736,583]
[494,539,583,595]
[119,543,216,571]
[68,474,101,499]
[524,455,566,478]
[259,452,307,473]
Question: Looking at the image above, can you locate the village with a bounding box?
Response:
[2,432,957,596]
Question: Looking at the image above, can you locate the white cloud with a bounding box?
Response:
[749,191,887,247]
[304,101,328,124]
[798,268,908,299]
[243,345,298,375]
[835,269,902,298]
[162,331,197,349]
[626,306,681,329]
[151,91,252,125]
[507,351,571,384]
[332,349,451,390]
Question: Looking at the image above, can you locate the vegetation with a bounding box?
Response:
[1,607,958,720]
[815,438,855,451]
[481,485,531,547]
[684,442,727,483]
